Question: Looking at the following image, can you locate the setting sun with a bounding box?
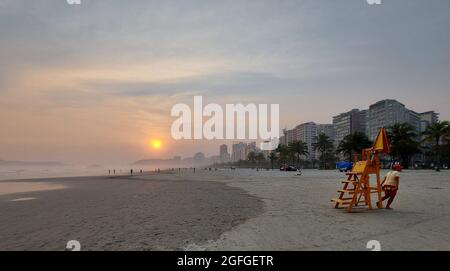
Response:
[150,139,162,150]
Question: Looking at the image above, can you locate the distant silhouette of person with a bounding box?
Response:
[108,170,111,175]
[130,169,133,176]
[113,169,116,175]
[140,169,143,174]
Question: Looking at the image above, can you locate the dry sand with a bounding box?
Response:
[0,169,449,251]
[180,169,450,251]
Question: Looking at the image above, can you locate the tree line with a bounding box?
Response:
[216,121,450,171]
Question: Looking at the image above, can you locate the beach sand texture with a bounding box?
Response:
[0,169,449,251]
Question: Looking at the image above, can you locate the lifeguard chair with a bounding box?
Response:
[332,128,390,213]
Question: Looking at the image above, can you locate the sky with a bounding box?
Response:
[0,0,449,165]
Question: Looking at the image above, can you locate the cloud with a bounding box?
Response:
[85,71,301,98]
[1,0,450,163]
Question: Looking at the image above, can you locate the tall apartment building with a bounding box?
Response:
[280,122,334,161]
[245,142,257,158]
[295,122,317,160]
[366,100,424,140]
[231,142,258,162]
[359,110,368,135]
[231,142,247,162]
[417,111,440,164]
[419,111,439,132]
[219,144,230,163]
[332,109,364,145]
[317,124,335,140]
[332,100,435,143]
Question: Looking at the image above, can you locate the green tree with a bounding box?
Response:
[337,132,372,161]
[313,133,336,169]
[268,152,278,170]
[386,123,420,168]
[276,144,290,164]
[422,121,450,171]
[256,152,266,169]
[247,151,257,168]
[288,140,309,167]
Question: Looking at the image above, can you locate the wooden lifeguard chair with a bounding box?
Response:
[332,128,390,213]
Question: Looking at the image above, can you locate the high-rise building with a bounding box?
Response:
[278,99,439,164]
[333,109,364,145]
[280,122,335,161]
[419,111,439,132]
[417,111,440,164]
[366,99,424,140]
[245,142,257,158]
[359,110,368,135]
[317,124,335,140]
[294,122,317,160]
[232,142,247,162]
[285,129,296,145]
[219,144,230,163]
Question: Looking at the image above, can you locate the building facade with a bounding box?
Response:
[332,109,364,146]
[219,144,230,163]
[231,142,247,162]
[365,99,429,140]
[280,122,334,161]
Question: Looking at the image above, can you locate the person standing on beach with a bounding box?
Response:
[130,169,133,176]
[379,170,400,210]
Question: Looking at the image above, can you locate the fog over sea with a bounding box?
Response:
[0,165,123,181]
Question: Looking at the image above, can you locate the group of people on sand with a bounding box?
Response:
[108,169,147,176]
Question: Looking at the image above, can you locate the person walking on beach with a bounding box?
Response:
[379,169,400,210]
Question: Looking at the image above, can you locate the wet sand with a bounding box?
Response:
[0,175,263,250]
[0,182,66,196]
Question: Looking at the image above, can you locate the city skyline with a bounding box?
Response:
[137,98,440,164]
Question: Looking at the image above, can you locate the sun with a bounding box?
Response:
[150,139,162,150]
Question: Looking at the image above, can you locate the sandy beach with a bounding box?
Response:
[0,169,449,251]
[0,175,263,250]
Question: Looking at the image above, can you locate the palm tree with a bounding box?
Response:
[337,132,372,161]
[268,152,278,170]
[386,123,420,168]
[256,152,266,169]
[276,144,290,164]
[288,140,309,167]
[422,121,450,171]
[247,151,257,168]
[313,133,335,169]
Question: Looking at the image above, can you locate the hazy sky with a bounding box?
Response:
[1,0,449,164]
